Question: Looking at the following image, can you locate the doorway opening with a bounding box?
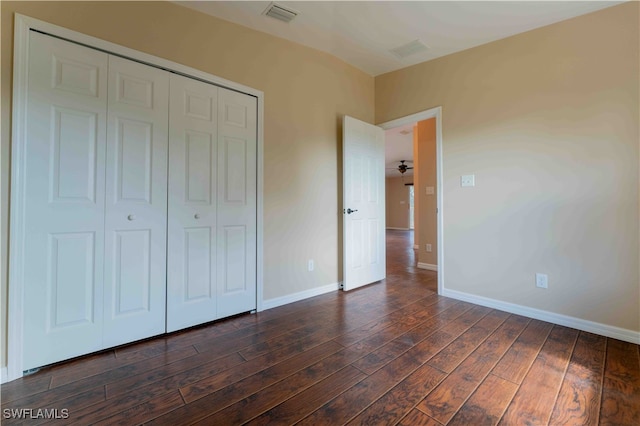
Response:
[380,107,443,295]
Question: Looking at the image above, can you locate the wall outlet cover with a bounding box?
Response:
[461,175,475,187]
[535,273,548,289]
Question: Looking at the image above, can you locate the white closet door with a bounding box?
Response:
[167,74,218,332]
[103,56,169,346]
[23,33,108,369]
[216,88,257,317]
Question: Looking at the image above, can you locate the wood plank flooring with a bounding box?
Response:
[2,230,639,425]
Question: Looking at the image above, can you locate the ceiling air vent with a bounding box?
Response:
[399,129,412,135]
[263,2,299,23]
[390,40,429,59]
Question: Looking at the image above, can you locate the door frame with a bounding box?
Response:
[378,107,443,296]
[7,14,265,382]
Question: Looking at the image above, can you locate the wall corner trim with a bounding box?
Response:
[417,263,438,271]
[442,288,640,344]
[261,282,340,311]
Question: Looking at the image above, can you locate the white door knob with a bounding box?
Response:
[127,214,135,221]
[194,213,200,219]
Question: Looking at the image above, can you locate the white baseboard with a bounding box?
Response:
[413,244,419,250]
[262,282,340,311]
[1,367,7,384]
[442,288,640,345]
[417,262,438,271]
[386,227,409,230]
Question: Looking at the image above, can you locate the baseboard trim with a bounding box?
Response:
[262,282,340,311]
[442,288,640,344]
[417,262,438,271]
[413,244,419,250]
[386,227,409,230]
[1,367,7,384]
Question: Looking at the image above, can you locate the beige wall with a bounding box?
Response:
[377,2,639,332]
[0,1,374,368]
[385,177,410,229]
[416,119,437,266]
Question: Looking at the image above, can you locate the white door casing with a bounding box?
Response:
[102,55,169,346]
[22,32,108,369]
[342,116,386,291]
[216,87,258,317]
[167,74,219,332]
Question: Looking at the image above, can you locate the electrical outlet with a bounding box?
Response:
[308,259,314,272]
[426,244,432,252]
[461,175,475,187]
[535,273,548,289]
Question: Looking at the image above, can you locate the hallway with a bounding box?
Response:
[385,229,437,293]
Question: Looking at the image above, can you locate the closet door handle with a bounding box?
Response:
[194,213,200,219]
[127,214,136,221]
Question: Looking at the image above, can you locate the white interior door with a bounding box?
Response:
[343,116,386,291]
[167,74,219,332]
[103,55,169,346]
[216,87,257,317]
[23,33,108,369]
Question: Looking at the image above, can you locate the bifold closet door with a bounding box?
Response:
[167,77,258,331]
[21,31,258,368]
[216,87,257,318]
[23,32,108,369]
[167,74,219,332]
[102,55,169,346]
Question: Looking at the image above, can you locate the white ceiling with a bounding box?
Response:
[176,1,622,76]
[175,0,622,170]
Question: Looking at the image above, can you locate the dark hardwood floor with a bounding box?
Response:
[2,230,639,425]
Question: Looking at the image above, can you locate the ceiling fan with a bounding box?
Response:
[387,160,414,175]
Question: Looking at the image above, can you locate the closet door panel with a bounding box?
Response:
[217,88,257,318]
[167,74,218,332]
[103,55,168,346]
[23,32,108,369]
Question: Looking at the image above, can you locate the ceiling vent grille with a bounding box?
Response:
[263,2,299,23]
[399,129,412,135]
[390,40,429,59]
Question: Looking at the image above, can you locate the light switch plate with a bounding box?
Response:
[426,186,434,195]
[461,175,475,187]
